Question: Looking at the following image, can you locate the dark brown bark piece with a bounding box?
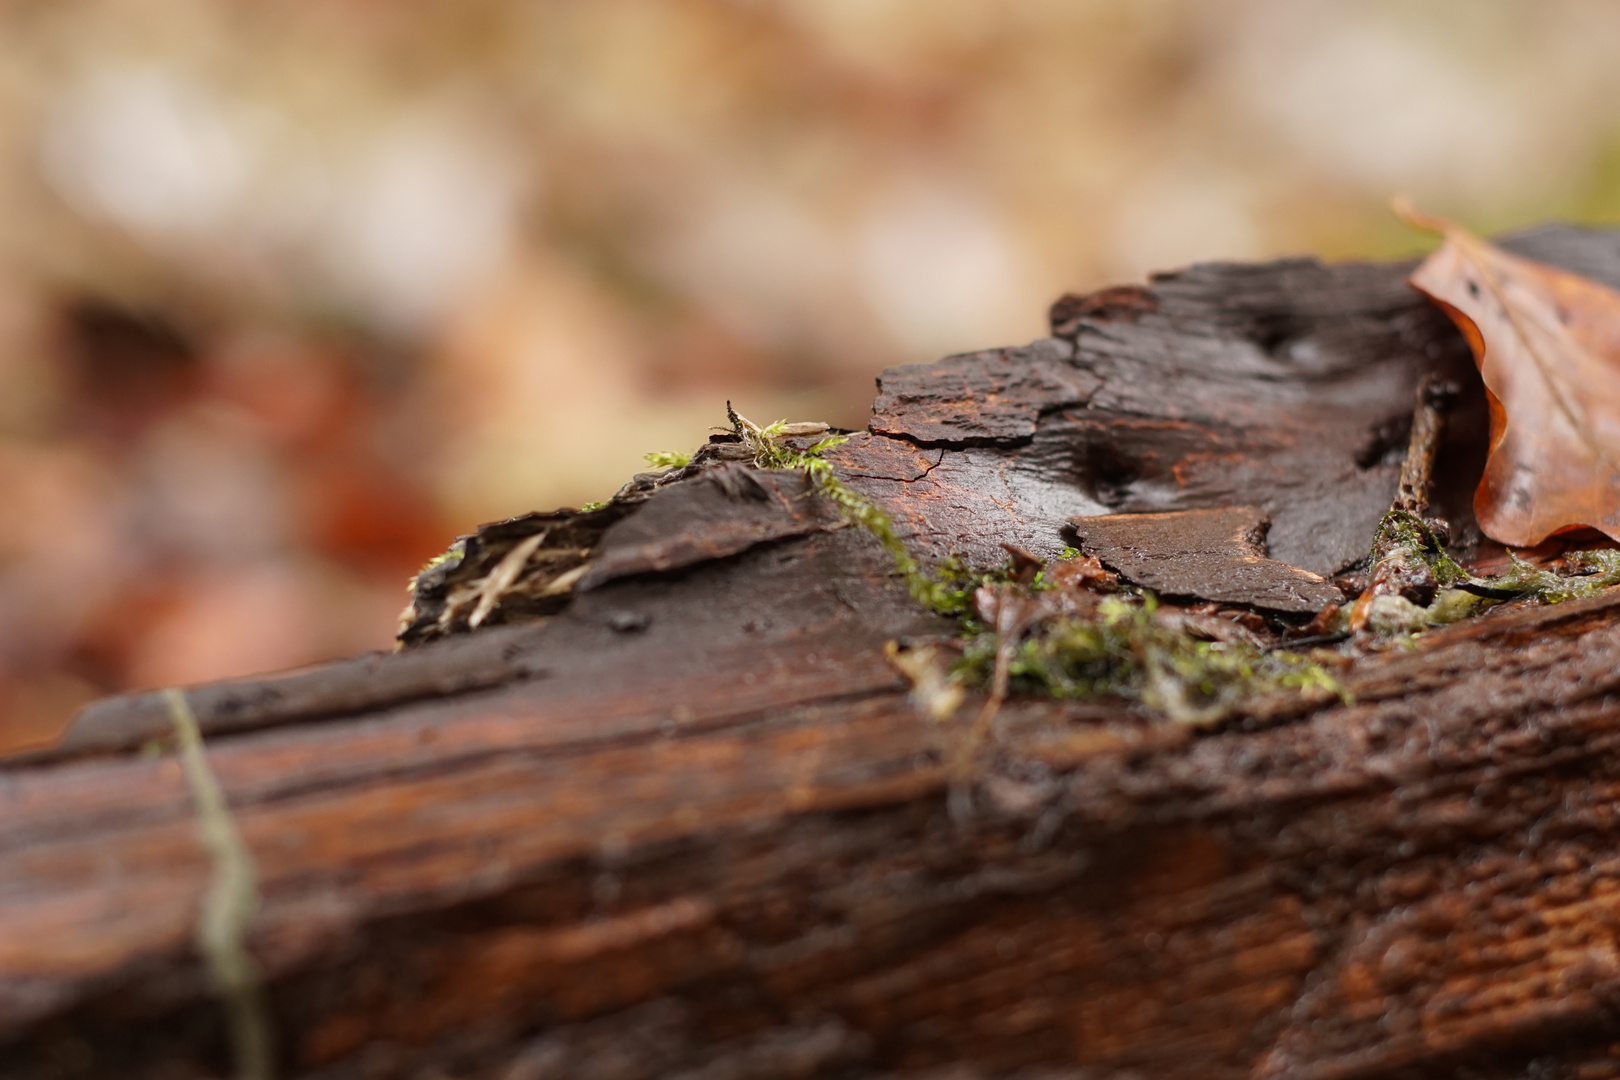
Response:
[865,259,1488,577]
[1047,283,1160,336]
[868,337,1098,445]
[1067,506,1342,613]
[11,224,1620,1080]
[577,465,841,591]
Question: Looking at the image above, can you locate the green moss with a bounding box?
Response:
[1423,587,1490,625]
[726,404,977,614]
[644,449,691,469]
[1361,509,1620,636]
[951,591,1345,726]
[1368,509,1469,586]
[792,442,978,613]
[1498,548,1620,603]
[728,405,1344,724]
[578,402,1379,725]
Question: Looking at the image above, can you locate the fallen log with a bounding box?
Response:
[8,226,1620,1079]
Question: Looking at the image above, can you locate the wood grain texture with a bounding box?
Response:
[8,226,1620,1079]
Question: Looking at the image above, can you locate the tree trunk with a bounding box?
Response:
[8,226,1620,1079]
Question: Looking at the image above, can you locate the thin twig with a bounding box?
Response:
[1394,374,1460,514]
[166,688,275,1080]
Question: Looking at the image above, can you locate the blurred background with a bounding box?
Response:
[4,0,1620,750]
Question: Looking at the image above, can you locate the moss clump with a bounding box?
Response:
[952,592,1343,726]
[1357,509,1620,636]
[1493,548,1620,603]
[644,449,691,469]
[1368,509,1470,586]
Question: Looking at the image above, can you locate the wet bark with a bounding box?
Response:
[8,225,1620,1079]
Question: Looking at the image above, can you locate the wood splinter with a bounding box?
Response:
[1394,373,1460,516]
[1348,374,1464,634]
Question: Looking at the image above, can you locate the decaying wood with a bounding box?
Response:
[1067,507,1342,613]
[8,226,1620,1079]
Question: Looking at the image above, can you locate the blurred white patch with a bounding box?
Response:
[41,67,253,235]
[652,185,849,352]
[774,0,1002,76]
[41,67,524,332]
[1111,173,1261,280]
[856,184,1030,358]
[1232,17,1533,199]
[322,112,524,331]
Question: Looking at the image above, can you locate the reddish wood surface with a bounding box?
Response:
[8,226,1620,1079]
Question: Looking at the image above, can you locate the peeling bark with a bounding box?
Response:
[1068,507,1343,613]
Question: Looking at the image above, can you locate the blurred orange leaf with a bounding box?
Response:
[1400,200,1620,547]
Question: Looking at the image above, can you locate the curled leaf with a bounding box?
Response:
[1399,199,1620,546]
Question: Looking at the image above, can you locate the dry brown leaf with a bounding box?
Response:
[1400,199,1620,546]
